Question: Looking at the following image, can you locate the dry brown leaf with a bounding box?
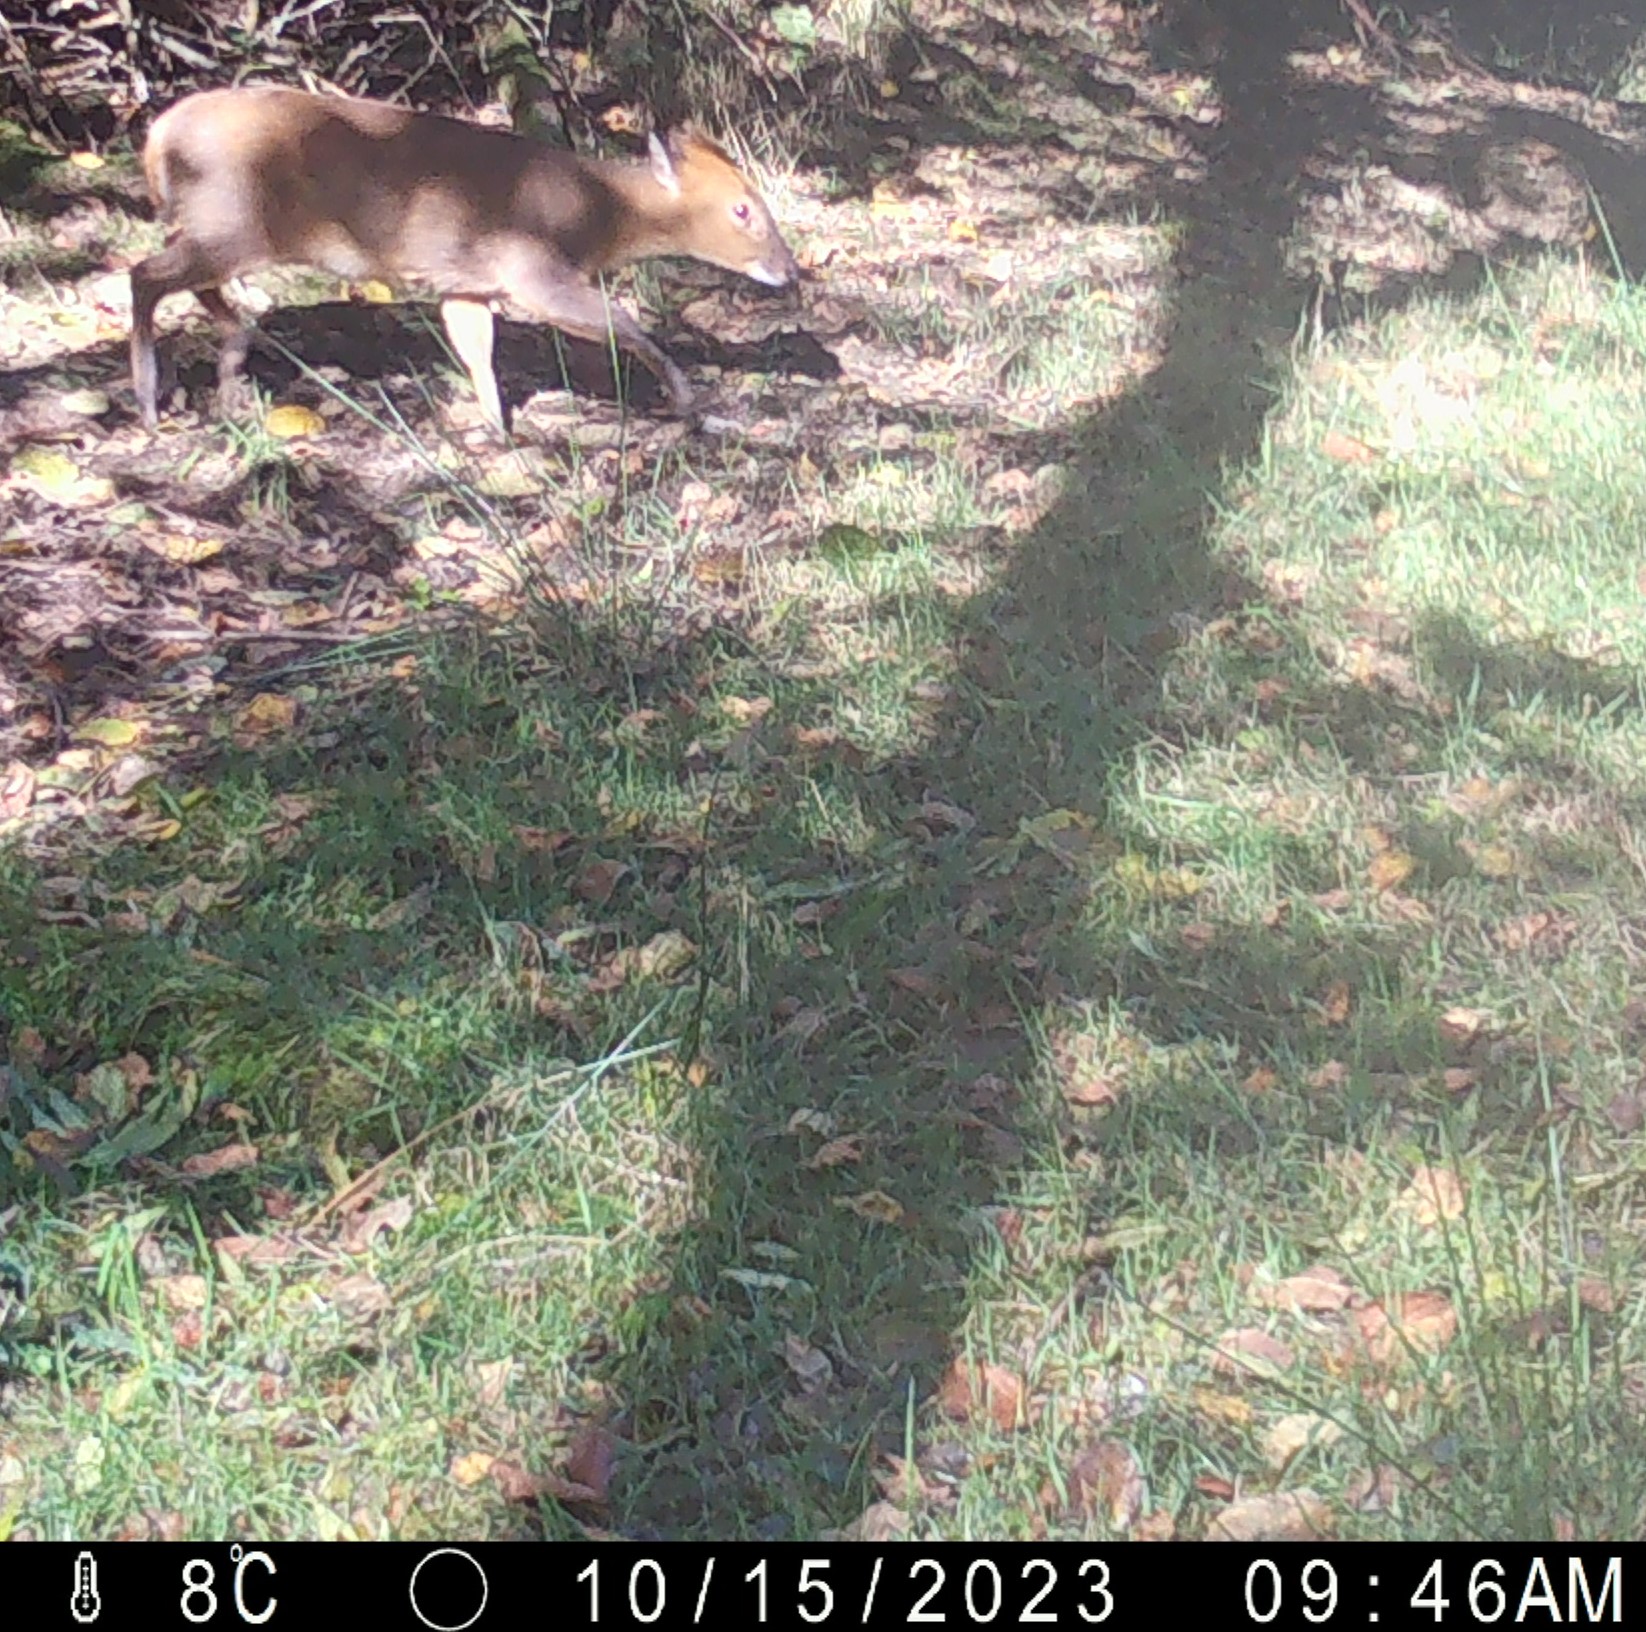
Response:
[1262,1412,1343,1471]
[0,761,36,822]
[887,967,943,1000]
[1321,429,1376,464]
[822,1500,909,1542]
[151,1274,209,1313]
[180,1142,259,1178]
[1252,1263,1354,1313]
[1438,1006,1492,1046]
[214,1233,300,1267]
[1134,1508,1176,1541]
[1320,980,1352,1025]
[1576,1277,1617,1314]
[806,1135,865,1169]
[340,1195,415,1253]
[491,1459,600,1504]
[1346,1463,1401,1513]
[1067,1437,1144,1531]
[833,1190,905,1225]
[573,858,627,904]
[328,1272,391,1321]
[781,1333,835,1393]
[720,694,773,724]
[1213,1327,1297,1377]
[1367,850,1417,892]
[562,1426,619,1503]
[1399,1164,1466,1227]
[235,694,298,741]
[1242,1065,1279,1093]
[1207,1488,1332,1541]
[1192,1387,1256,1428]
[450,1450,495,1486]
[938,1359,1026,1432]
[473,1358,513,1409]
[1356,1290,1458,1364]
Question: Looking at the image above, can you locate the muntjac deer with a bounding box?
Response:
[129,86,800,433]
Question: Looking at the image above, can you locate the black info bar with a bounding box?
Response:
[23,1541,1631,1630]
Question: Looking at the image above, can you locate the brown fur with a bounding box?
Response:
[129,86,799,432]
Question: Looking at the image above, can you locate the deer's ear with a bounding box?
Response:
[647,131,681,195]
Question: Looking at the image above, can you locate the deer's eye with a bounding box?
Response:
[732,200,753,225]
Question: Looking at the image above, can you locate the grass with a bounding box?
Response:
[4,4,1646,1546]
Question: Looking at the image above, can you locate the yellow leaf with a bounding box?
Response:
[74,716,141,747]
[1473,843,1518,879]
[264,404,326,439]
[1367,850,1416,892]
[68,150,105,170]
[450,1450,495,1487]
[356,279,396,304]
[947,217,980,243]
[834,1190,905,1225]
[1321,980,1352,1025]
[235,693,299,737]
[141,532,224,564]
[11,446,79,491]
[878,79,900,98]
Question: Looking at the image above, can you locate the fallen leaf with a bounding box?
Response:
[1399,1165,1466,1227]
[833,1190,905,1225]
[1321,429,1376,464]
[1252,1264,1353,1313]
[821,1500,908,1542]
[180,1142,259,1178]
[1575,1277,1616,1315]
[0,761,36,821]
[340,1195,414,1253]
[1207,1488,1331,1541]
[235,693,298,740]
[264,404,326,439]
[151,1274,209,1313]
[493,1458,600,1504]
[328,1272,391,1321]
[1356,1290,1458,1363]
[1067,1437,1144,1530]
[806,1135,865,1169]
[938,1359,1025,1432]
[1192,1387,1255,1429]
[1263,1413,1343,1470]
[1213,1327,1297,1377]
[1242,1064,1280,1093]
[74,716,142,747]
[1346,1463,1400,1513]
[1320,981,1352,1025]
[780,1333,834,1393]
[1439,1007,1492,1046]
[1367,850,1416,892]
[450,1450,495,1487]
[887,967,943,1000]
[140,532,224,564]
[573,858,627,904]
[562,1426,619,1503]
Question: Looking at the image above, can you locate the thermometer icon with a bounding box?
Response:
[70,1551,102,1624]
